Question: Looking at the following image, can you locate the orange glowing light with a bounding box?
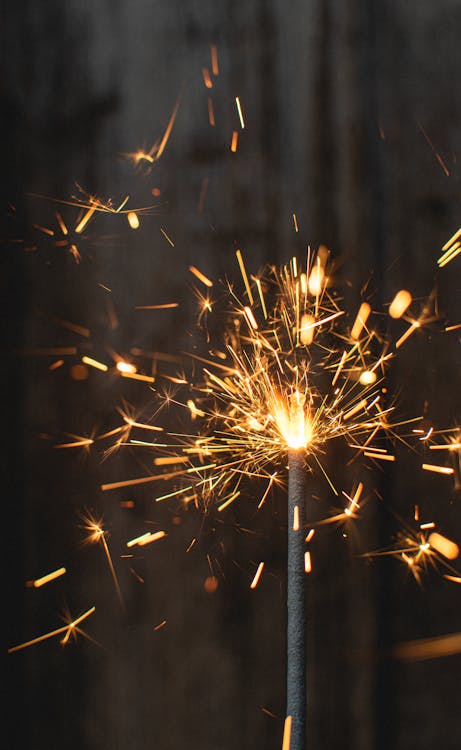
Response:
[189,265,213,287]
[32,567,66,588]
[351,302,371,340]
[127,211,140,229]
[230,130,239,153]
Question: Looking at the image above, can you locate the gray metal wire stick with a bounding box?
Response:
[287,448,307,750]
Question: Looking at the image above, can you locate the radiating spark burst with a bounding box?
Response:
[114,249,425,510]
[8,606,96,653]
[364,527,461,586]
[80,513,124,609]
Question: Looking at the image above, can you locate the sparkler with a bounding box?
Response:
[105,247,435,749]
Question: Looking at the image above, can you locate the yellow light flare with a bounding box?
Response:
[439,242,461,267]
[420,522,435,530]
[202,67,213,88]
[31,567,66,588]
[119,371,155,383]
[235,96,245,128]
[304,551,312,573]
[292,213,299,233]
[230,130,239,153]
[305,529,315,543]
[389,289,412,319]
[422,463,454,476]
[211,44,219,75]
[250,562,265,589]
[351,302,371,340]
[429,532,459,560]
[282,716,292,750]
[82,356,108,372]
[189,265,213,287]
[127,211,140,229]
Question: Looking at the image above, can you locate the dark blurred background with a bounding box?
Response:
[2,2,461,749]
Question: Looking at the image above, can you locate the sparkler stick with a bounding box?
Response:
[287,449,307,750]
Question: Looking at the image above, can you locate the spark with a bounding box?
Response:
[250,562,265,589]
[189,266,213,287]
[292,213,299,233]
[126,531,166,547]
[208,98,216,126]
[160,227,174,247]
[304,551,312,573]
[389,290,412,319]
[82,356,109,372]
[235,96,245,128]
[422,463,454,475]
[230,131,239,153]
[202,68,213,88]
[429,532,459,560]
[282,716,292,750]
[135,303,179,310]
[210,44,219,76]
[80,513,124,608]
[8,606,95,654]
[30,567,66,588]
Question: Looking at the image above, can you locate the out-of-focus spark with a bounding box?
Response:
[120,371,155,383]
[154,620,167,631]
[351,302,371,340]
[189,266,213,287]
[364,451,395,462]
[230,131,239,153]
[202,68,213,88]
[211,44,219,75]
[250,562,265,589]
[438,229,461,267]
[429,532,459,560]
[127,211,140,229]
[49,359,64,371]
[292,213,299,233]
[235,96,245,128]
[116,361,137,374]
[389,290,412,319]
[208,97,216,126]
[304,551,312,573]
[393,631,461,661]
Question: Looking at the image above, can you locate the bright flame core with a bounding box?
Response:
[271,391,313,449]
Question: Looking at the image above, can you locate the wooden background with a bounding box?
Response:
[3,2,461,749]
